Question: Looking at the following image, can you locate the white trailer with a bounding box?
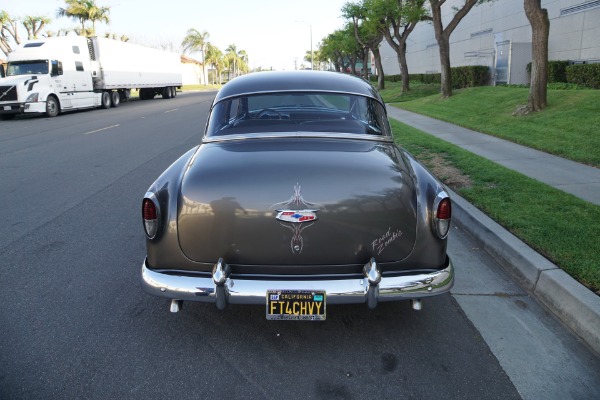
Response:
[0,36,182,119]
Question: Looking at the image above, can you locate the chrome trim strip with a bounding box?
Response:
[215,89,383,105]
[141,258,454,307]
[202,132,394,144]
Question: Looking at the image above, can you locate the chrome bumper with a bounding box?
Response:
[141,257,454,309]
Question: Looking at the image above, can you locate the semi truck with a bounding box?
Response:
[0,36,182,119]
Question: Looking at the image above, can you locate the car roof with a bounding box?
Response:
[213,70,384,105]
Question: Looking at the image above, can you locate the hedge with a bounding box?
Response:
[526,60,570,83]
[566,64,600,89]
[407,65,489,88]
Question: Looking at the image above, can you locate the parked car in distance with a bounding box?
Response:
[141,70,453,320]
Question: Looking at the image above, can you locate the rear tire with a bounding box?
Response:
[171,87,177,98]
[45,96,59,117]
[161,87,171,99]
[110,91,120,107]
[101,91,111,109]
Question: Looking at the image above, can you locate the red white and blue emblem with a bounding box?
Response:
[270,183,325,254]
[275,209,318,223]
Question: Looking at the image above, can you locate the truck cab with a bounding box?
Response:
[0,37,102,119]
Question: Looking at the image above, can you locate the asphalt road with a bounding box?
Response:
[0,92,598,399]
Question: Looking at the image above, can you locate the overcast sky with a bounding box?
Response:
[3,0,350,70]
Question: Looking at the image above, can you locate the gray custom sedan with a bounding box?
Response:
[141,71,453,320]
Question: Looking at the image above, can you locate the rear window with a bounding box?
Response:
[206,92,390,137]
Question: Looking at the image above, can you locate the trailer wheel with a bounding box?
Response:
[119,89,130,102]
[161,87,171,99]
[101,91,111,109]
[171,87,177,98]
[45,96,60,118]
[110,91,120,107]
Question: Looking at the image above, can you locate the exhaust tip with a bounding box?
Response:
[170,299,182,313]
[412,299,422,311]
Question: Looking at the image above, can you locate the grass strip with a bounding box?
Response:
[381,84,600,167]
[390,118,600,293]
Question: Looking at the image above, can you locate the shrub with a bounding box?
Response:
[527,61,570,83]
[406,66,488,87]
[566,64,600,89]
[451,65,490,88]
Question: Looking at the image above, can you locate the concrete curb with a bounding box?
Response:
[449,189,600,356]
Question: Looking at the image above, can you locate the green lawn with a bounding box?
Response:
[390,119,600,293]
[381,84,600,167]
[380,82,600,293]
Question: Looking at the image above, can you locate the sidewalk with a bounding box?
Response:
[386,106,600,356]
[387,107,600,206]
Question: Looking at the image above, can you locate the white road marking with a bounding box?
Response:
[164,108,179,113]
[83,124,120,135]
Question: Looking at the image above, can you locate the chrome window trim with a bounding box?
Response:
[202,131,395,144]
[214,89,385,108]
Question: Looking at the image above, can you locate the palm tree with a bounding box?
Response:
[88,3,110,35]
[57,0,89,33]
[57,0,110,36]
[205,43,223,84]
[181,28,209,84]
[225,44,248,79]
[237,49,249,74]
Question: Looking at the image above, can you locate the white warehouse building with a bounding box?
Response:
[378,0,600,85]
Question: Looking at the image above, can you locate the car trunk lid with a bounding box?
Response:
[177,138,417,267]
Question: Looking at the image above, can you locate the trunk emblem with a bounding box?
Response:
[275,210,318,223]
[270,183,325,254]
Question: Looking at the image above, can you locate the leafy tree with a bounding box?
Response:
[22,16,51,39]
[368,0,429,93]
[318,32,342,71]
[429,0,489,98]
[104,32,129,42]
[320,27,363,73]
[181,28,209,84]
[522,0,549,112]
[1,11,20,56]
[45,28,73,37]
[343,1,386,89]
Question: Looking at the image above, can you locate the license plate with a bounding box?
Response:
[4,106,11,111]
[266,290,326,321]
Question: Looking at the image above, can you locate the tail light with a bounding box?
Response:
[142,196,160,239]
[433,193,451,239]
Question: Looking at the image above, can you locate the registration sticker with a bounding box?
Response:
[266,290,326,321]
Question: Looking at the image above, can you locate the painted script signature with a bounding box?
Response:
[372,227,403,255]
